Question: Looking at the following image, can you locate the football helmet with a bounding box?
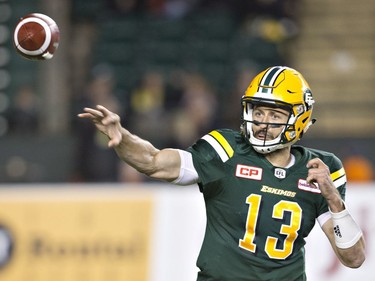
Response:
[241,66,315,154]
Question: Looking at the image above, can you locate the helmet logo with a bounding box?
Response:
[304,89,314,109]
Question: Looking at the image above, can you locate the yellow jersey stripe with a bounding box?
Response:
[209,131,234,158]
[331,167,345,182]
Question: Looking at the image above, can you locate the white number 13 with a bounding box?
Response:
[239,194,302,260]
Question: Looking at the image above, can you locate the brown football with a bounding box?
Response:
[13,13,60,60]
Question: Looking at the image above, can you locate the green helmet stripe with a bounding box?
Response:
[259,66,286,93]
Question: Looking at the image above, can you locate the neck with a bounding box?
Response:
[265,146,293,167]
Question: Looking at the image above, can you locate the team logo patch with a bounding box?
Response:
[235,165,262,180]
[274,168,286,179]
[297,179,321,193]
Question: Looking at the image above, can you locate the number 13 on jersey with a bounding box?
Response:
[239,194,303,260]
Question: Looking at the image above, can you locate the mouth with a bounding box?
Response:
[254,130,270,141]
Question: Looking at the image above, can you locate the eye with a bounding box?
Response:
[253,110,263,118]
[270,112,281,120]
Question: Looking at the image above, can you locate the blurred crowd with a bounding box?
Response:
[102,0,298,21]
[65,0,303,182]
[70,63,250,182]
[70,62,374,183]
[2,0,374,183]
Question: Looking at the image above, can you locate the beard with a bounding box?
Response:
[253,124,286,141]
[253,128,273,141]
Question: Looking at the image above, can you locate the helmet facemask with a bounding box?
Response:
[241,99,297,154]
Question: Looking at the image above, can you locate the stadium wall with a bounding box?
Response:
[0,183,372,281]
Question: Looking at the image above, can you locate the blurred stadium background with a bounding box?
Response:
[0,0,374,280]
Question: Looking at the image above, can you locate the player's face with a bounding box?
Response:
[252,106,289,141]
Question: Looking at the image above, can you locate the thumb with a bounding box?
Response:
[107,128,122,148]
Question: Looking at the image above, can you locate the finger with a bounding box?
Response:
[83,107,105,118]
[96,105,113,116]
[306,175,315,184]
[77,112,92,118]
[306,158,322,169]
[108,138,120,147]
[306,162,320,182]
[306,172,321,189]
[107,131,122,147]
[100,114,118,126]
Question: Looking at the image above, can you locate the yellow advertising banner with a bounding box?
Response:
[0,187,153,281]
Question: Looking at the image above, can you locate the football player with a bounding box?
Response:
[78,66,365,281]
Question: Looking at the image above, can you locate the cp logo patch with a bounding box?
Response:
[235,165,263,180]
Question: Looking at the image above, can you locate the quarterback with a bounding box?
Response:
[79,66,365,280]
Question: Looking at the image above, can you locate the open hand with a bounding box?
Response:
[78,105,123,147]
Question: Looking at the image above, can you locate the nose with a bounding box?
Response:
[254,113,272,126]
[253,119,268,129]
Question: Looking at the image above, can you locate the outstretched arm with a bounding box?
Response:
[78,105,181,182]
[307,158,366,268]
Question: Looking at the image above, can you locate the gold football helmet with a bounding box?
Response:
[241,66,315,154]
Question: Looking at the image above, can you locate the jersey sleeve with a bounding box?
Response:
[187,129,236,191]
[171,149,200,186]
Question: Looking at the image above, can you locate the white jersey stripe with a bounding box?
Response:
[333,175,347,188]
[202,134,229,162]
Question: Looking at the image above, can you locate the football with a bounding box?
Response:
[13,13,60,60]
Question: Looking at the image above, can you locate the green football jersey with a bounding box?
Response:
[187,129,346,281]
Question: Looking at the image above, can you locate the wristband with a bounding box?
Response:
[330,207,362,249]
